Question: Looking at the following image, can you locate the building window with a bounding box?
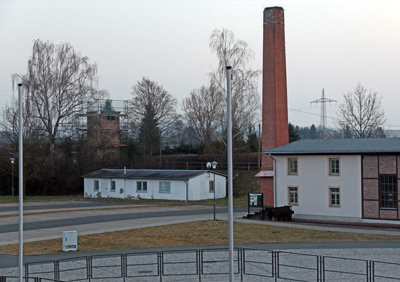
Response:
[288,158,298,175]
[329,158,340,176]
[288,187,298,205]
[159,181,171,193]
[329,187,340,207]
[209,180,214,193]
[94,180,99,191]
[380,175,397,209]
[111,180,116,192]
[107,116,115,121]
[137,181,147,192]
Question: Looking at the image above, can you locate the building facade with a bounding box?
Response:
[266,139,400,222]
[83,169,226,201]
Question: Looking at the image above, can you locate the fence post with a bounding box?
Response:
[198,250,202,282]
[240,248,243,281]
[122,254,126,282]
[275,251,278,282]
[317,256,321,282]
[55,261,60,281]
[371,261,374,282]
[25,263,29,279]
[88,256,92,282]
[368,260,372,282]
[159,252,162,282]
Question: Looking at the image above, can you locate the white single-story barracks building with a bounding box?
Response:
[265,138,400,223]
[83,169,226,201]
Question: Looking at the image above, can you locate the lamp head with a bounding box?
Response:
[206,162,211,169]
[211,161,218,170]
[10,158,15,164]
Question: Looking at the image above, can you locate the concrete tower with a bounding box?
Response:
[259,7,289,206]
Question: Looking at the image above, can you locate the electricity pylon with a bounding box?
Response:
[310,89,336,138]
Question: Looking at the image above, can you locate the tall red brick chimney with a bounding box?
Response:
[258,7,289,206]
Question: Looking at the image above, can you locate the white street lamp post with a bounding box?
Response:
[207,161,218,220]
[18,83,24,282]
[226,66,234,282]
[10,158,15,200]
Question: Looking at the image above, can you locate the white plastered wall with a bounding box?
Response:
[274,155,362,219]
[84,173,226,201]
[188,173,226,201]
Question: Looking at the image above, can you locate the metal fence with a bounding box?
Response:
[159,161,259,171]
[0,277,64,282]
[1,247,400,281]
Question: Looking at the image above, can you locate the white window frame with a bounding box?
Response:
[159,181,171,193]
[329,158,340,176]
[94,180,99,191]
[209,180,215,193]
[110,180,116,192]
[137,181,148,192]
[288,186,298,206]
[288,158,298,175]
[329,187,341,207]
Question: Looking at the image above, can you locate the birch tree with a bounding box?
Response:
[11,39,105,148]
[209,28,260,146]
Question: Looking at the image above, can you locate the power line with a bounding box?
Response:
[289,108,400,129]
[289,108,337,120]
[310,88,337,137]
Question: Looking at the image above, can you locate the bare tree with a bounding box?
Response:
[11,39,106,149]
[0,96,49,196]
[208,28,260,146]
[337,83,386,138]
[182,84,223,146]
[128,77,178,138]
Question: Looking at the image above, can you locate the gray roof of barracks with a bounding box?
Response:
[264,138,400,155]
[82,169,225,180]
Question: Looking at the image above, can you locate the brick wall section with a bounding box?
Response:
[260,7,289,206]
[363,201,379,218]
[363,179,379,200]
[379,156,396,174]
[363,156,378,178]
[101,115,121,146]
[362,154,400,220]
[380,209,398,220]
[260,178,274,206]
[398,180,400,201]
[398,156,400,176]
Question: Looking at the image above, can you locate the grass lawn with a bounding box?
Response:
[1,220,399,255]
[0,195,84,203]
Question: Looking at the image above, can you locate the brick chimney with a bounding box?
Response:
[258,7,289,206]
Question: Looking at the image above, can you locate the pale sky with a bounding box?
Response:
[1,0,399,129]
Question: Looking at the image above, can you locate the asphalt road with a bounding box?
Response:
[0,201,123,213]
[0,206,246,233]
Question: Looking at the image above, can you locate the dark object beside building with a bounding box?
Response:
[265,206,294,221]
[246,205,294,221]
